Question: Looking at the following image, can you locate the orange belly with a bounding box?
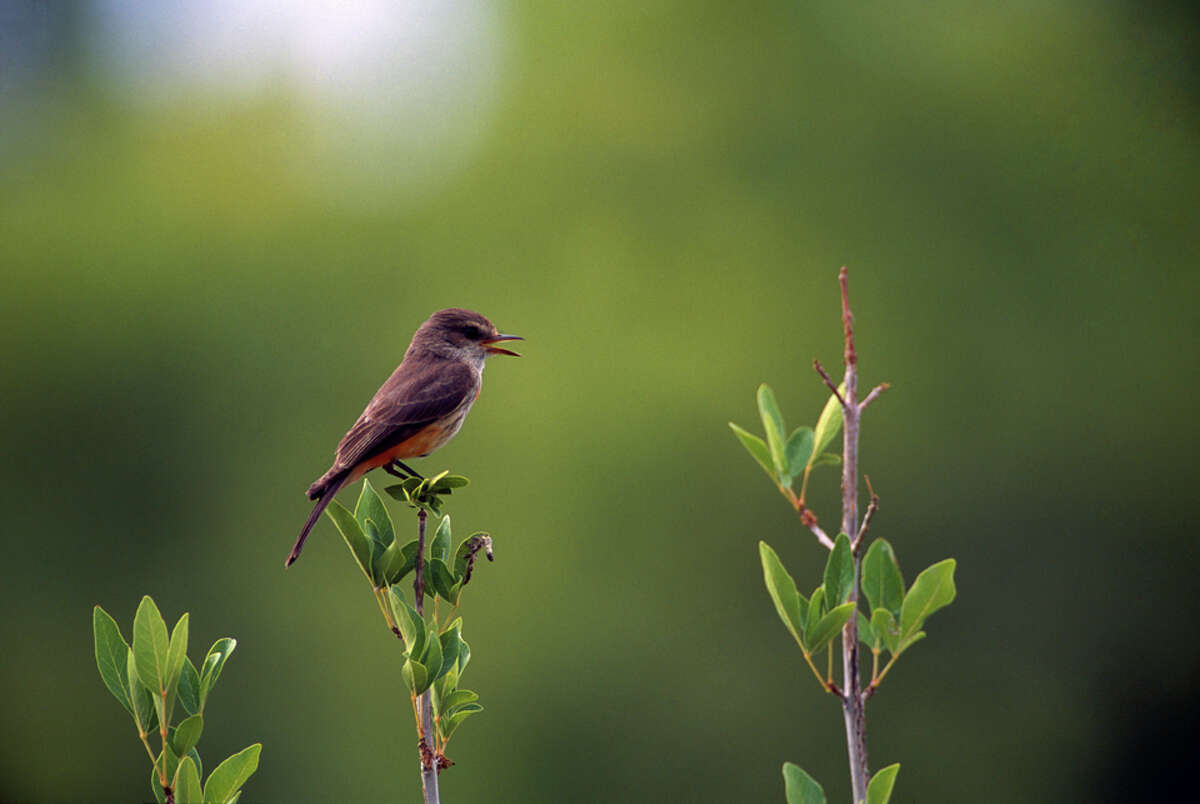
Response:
[346,423,448,483]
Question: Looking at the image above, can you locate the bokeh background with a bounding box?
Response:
[2,1,1197,801]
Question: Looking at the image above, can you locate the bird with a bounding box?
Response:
[285,308,521,567]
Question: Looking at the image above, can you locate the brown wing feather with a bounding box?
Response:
[308,360,477,497]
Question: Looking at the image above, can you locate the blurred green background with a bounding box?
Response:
[2,1,1197,801]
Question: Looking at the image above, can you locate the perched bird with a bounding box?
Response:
[286,308,521,567]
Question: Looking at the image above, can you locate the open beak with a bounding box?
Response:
[482,333,523,357]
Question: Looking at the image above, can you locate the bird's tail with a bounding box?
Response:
[285,472,348,568]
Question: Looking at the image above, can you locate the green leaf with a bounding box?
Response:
[785,426,814,478]
[729,422,775,481]
[93,606,133,715]
[871,608,900,655]
[783,762,826,804]
[428,560,457,603]
[354,478,394,547]
[362,519,386,584]
[857,611,877,649]
[385,540,420,585]
[436,665,459,705]
[175,756,203,804]
[151,769,167,804]
[431,516,451,563]
[164,613,190,722]
[402,658,430,694]
[430,474,469,492]
[132,596,171,695]
[823,533,853,606]
[809,452,841,467]
[326,500,373,582]
[171,714,204,758]
[388,589,425,658]
[811,383,845,461]
[862,539,905,617]
[199,638,237,711]
[178,658,201,716]
[757,384,788,479]
[422,632,444,685]
[899,559,957,640]
[384,478,422,503]
[805,586,825,647]
[806,602,857,654]
[202,743,261,804]
[127,648,156,735]
[758,542,808,649]
[375,535,409,588]
[867,763,900,804]
[439,689,479,715]
[438,627,462,679]
[456,632,471,676]
[440,702,483,741]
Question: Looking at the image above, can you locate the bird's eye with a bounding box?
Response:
[462,325,481,339]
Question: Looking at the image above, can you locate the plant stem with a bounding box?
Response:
[835,267,869,803]
[413,508,440,804]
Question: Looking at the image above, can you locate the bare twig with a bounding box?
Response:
[854,490,879,553]
[860,382,890,411]
[804,517,836,551]
[812,359,846,407]
[835,267,870,802]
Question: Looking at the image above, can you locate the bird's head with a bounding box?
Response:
[411,308,522,363]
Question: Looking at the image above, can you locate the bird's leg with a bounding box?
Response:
[386,460,424,480]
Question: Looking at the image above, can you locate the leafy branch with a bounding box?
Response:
[323,474,494,804]
[92,596,260,804]
[731,268,957,804]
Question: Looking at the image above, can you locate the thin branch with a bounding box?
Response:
[411,509,440,804]
[799,504,836,550]
[853,489,879,553]
[812,359,846,407]
[860,382,890,411]
[835,267,869,802]
[782,487,836,549]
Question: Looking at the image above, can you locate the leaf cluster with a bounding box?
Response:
[729,383,843,496]
[93,597,260,804]
[385,470,470,517]
[784,761,899,804]
[327,477,490,605]
[760,537,956,690]
[324,477,490,750]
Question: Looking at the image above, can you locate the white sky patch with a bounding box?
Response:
[87,0,506,205]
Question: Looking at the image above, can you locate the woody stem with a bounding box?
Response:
[413,509,440,804]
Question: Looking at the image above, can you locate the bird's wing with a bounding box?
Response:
[331,360,477,473]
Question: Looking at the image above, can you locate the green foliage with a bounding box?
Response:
[759,542,809,650]
[783,762,825,804]
[867,764,901,804]
[728,423,774,480]
[823,534,853,606]
[92,597,259,804]
[730,384,843,491]
[736,375,955,802]
[341,474,494,770]
[862,539,904,617]
[384,470,470,517]
[811,385,845,460]
[757,384,789,482]
[899,559,957,642]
